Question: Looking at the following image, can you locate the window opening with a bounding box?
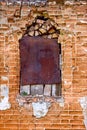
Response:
[19,12,62,97]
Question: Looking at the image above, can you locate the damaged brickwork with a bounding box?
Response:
[0,0,87,129]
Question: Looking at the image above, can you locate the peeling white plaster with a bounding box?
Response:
[82,47,87,52]
[57,97,65,107]
[79,96,87,130]
[64,0,74,5]
[79,20,87,24]
[68,34,73,38]
[0,97,11,110]
[51,1,56,5]
[0,84,11,110]
[1,76,8,81]
[66,25,70,28]
[64,81,72,85]
[16,95,25,106]
[14,1,21,5]
[52,84,56,96]
[80,1,87,5]
[32,101,51,118]
[79,96,87,109]
[7,2,12,5]
[84,120,87,130]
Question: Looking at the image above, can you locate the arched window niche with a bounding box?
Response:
[17,12,63,115]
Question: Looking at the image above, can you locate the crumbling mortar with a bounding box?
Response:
[16,94,64,118]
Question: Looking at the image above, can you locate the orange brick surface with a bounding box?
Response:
[0,0,87,130]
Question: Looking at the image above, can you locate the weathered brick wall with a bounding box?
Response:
[0,1,87,130]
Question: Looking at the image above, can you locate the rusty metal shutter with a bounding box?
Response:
[19,36,61,85]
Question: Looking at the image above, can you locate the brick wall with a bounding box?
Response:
[0,1,87,130]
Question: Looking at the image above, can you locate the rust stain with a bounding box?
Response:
[19,36,61,85]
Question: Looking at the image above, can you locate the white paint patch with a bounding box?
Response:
[64,81,72,85]
[58,97,64,107]
[79,96,87,109]
[0,84,11,110]
[68,34,72,38]
[0,97,11,110]
[32,101,51,118]
[80,1,87,5]
[82,47,87,52]
[79,96,87,130]
[84,120,87,130]
[79,20,87,24]
[1,76,8,81]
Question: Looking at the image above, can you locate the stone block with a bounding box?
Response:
[52,84,61,96]
[31,85,43,96]
[44,85,51,96]
[52,84,56,96]
[84,120,87,130]
[28,31,34,36]
[20,85,30,95]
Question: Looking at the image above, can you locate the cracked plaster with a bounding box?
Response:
[17,94,64,118]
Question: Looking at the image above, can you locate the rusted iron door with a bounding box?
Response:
[19,36,61,85]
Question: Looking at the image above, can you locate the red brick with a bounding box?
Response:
[0,2,87,130]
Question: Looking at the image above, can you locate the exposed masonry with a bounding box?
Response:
[0,84,11,110]
[17,11,62,118]
[17,94,64,118]
[79,97,87,130]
